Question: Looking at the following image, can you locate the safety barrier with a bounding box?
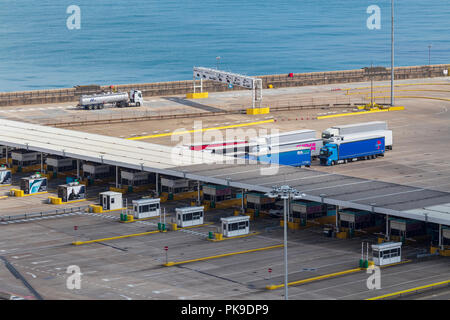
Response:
[0,205,89,223]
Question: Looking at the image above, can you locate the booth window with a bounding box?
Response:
[229,223,238,231]
[373,250,379,258]
[192,212,202,220]
[183,213,193,221]
[140,203,159,213]
[238,221,247,230]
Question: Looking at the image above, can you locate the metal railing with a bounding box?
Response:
[0,205,90,223]
[0,64,448,106]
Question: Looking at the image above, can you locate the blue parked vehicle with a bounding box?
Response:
[246,147,311,167]
[319,136,385,166]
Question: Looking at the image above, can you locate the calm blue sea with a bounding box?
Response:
[0,0,448,92]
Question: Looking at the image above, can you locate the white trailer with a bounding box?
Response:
[78,90,143,110]
[328,130,393,150]
[132,198,160,219]
[176,206,204,227]
[251,129,317,146]
[249,130,322,158]
[221,216,250,237]
[322,121,388,139]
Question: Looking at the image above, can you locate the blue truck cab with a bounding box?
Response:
[319,136,385,166]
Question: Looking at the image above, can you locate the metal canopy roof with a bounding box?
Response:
[1,119,449,226]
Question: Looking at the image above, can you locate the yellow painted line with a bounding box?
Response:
[0,184,12,188]
[366,279,450,300]
[164,244,284,266]
[127,119,275,140]
[208,231,261,242]
[58,199,87,205]
[343,83,450,91]
[367,95,450,102]
[379,259,412,269]
[72,230,161,245]
[317,109,389,119]
[0,196,8,199]
[266,268,363,290]
[120,215,161,223]
[22,191,48,197]
[347,89,450,95]
[102,207,127,213]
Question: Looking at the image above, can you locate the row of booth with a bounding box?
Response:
[2,149,449,246]
[122,194,250,237]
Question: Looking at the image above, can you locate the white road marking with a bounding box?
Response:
[31,260,51,265]
[119,294,132,300]
[26,272,37,279]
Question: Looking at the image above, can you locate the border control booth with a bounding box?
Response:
[176,206,204,227]
[246,193,275,216]
[161,177,194,195]
[339,209,374,230]
[444,227,450,246]
[20,174,47,195]
[291,200,327,225]
[121,170,151,187]
[221,216,250,238]
[11,149,40,167]
[372,242,402,266]
[203,184,232,207]
[132,198,160,219]
[390,218,425,241]
[1,146,11,160]
[82,163,113,180]
[99,191,123,211]
[57,182,86,202]
[46,156,76,174]
[0,167,12,185]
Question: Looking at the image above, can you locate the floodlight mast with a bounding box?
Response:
[265,185,303,300]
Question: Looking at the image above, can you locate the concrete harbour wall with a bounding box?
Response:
[0,64,448,107]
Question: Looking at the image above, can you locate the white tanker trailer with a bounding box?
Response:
[78,89,144,109]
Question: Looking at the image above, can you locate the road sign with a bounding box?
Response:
[74,226,78,231]
[268,268,272,273]
[164,246,168,251]
[193,67,255,89]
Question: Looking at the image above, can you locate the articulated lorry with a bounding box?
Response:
[319,136,385,166]
[78,90,143,110]
[322,121,393,150]
[250,130,323,158]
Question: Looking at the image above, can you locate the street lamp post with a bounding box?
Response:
[428,44,432,66]
[266,186,304,300]
[390,0,395,106]
[216,56,221,70]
